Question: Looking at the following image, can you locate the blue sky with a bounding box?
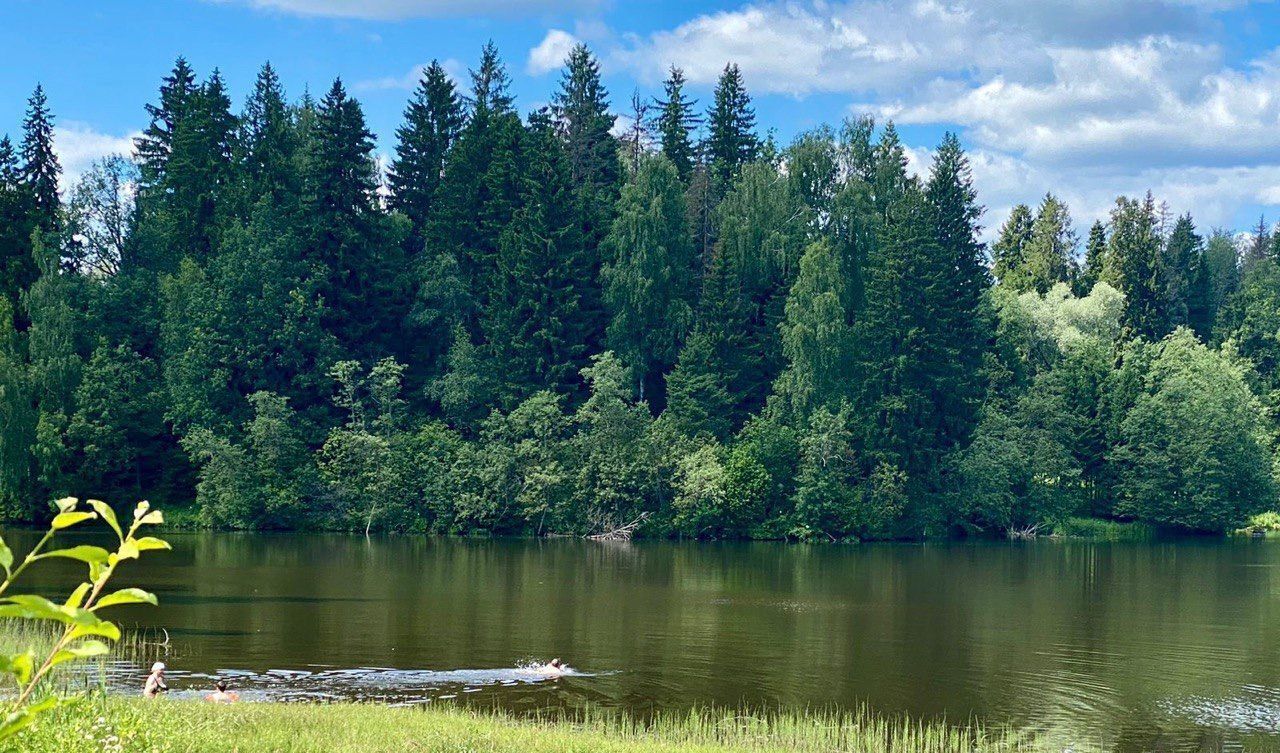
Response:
[4,0,1280,237]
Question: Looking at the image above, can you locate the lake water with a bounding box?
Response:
[16,531,1280,751]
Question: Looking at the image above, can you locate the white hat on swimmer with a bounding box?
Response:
[151,662,166,673]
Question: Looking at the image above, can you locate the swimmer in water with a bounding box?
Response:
[143,662,168,698]
[545,658,565,675]
[204,679,239,704]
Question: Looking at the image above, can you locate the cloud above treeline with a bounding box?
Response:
[53,122,139,191]
[532,0,1279,232]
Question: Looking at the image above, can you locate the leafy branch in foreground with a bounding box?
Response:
[0,497,169,741]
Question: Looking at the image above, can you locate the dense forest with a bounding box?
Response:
[0,43,1277,539]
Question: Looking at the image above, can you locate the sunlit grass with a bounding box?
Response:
[11,694,1103,753]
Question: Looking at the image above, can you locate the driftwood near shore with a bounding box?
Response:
[585,512,650,542]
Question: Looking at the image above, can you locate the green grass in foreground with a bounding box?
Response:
[12,695,1098,753]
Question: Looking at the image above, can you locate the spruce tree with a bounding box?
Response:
[166,71,237,262]
[20,85,61,234]
[136,57,198,196]
[303,78,401,357]
[663,328,734,440]
[0,136,36,306]
[991,204,1033,287]
[1244,216,1273,271]
[470,41,514,117]
[551,43,617,349]
[483,113,590,404]
[870,122,912,220]
[924,133,989,452]
[1105,194,1168,340]
[389,60,463,253]
[654,67,698,181]
[1077,220,1108,294]
[706,64,757,185]
[1019,194,1076,293]
[427,43,520,324]
[1161,214,1202,332]
[240,62,298,208]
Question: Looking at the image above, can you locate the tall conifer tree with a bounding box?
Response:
[240,62,297,208]
[706,64,757,185]
[654,67,698,182]
[20,85,61,234]
[389,60,463,254]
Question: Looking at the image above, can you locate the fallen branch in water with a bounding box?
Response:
[1007,524,1042,540]
[585,512,650,542]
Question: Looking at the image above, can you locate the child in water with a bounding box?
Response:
[205,679,239,703]
[544,658,565,675]
[143,662,168,698]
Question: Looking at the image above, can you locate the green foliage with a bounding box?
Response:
[1052,516,1155,542]
[706,64,758,185]
[18,695,1095,753]
[1104,194,1169,340]
[771,239,854,424]
[184,391,316,529]
[0,54,1275,542]
[1112,329,1274,531]
[0,497,167,742]
[602,155,696,402]
[654,67,698,182]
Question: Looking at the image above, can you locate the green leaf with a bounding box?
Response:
[116,540,139,561]
[132,536,171,552]
[0,536,11,577]
[51,511,97,530]
[132,500,151,521]
[0,595,71,623]
[67,621,120,642]
[36,545,111,567]
[93,588,157,610]
[0,651,33,684]
[54,497,78,513]
[139,510,164,526]
[49,640,109,668]
[64,582,91,610]
[87,499,122,542]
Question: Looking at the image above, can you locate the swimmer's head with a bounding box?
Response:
[215,680,227,692]
[549,658,563,669]
[151,662,166,674]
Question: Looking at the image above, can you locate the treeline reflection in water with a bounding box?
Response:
[15,530,1280,752]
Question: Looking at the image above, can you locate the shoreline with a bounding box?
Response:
[17,695,1093,753]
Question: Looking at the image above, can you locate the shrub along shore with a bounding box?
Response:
[18,695,1095,753]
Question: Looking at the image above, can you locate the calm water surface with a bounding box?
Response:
[17,532,1280,751]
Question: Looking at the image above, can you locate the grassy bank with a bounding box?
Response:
[13,695,1093,753]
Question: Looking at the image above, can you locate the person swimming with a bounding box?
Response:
[544,658,566,675]
[143,662,168,698]
[204,679,239,703]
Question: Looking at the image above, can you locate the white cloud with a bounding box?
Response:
[53,122,139,191]
[527,29,579,75]
[605,0,1280,227]
[216,0,598,20]
[880,39,1280,170]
